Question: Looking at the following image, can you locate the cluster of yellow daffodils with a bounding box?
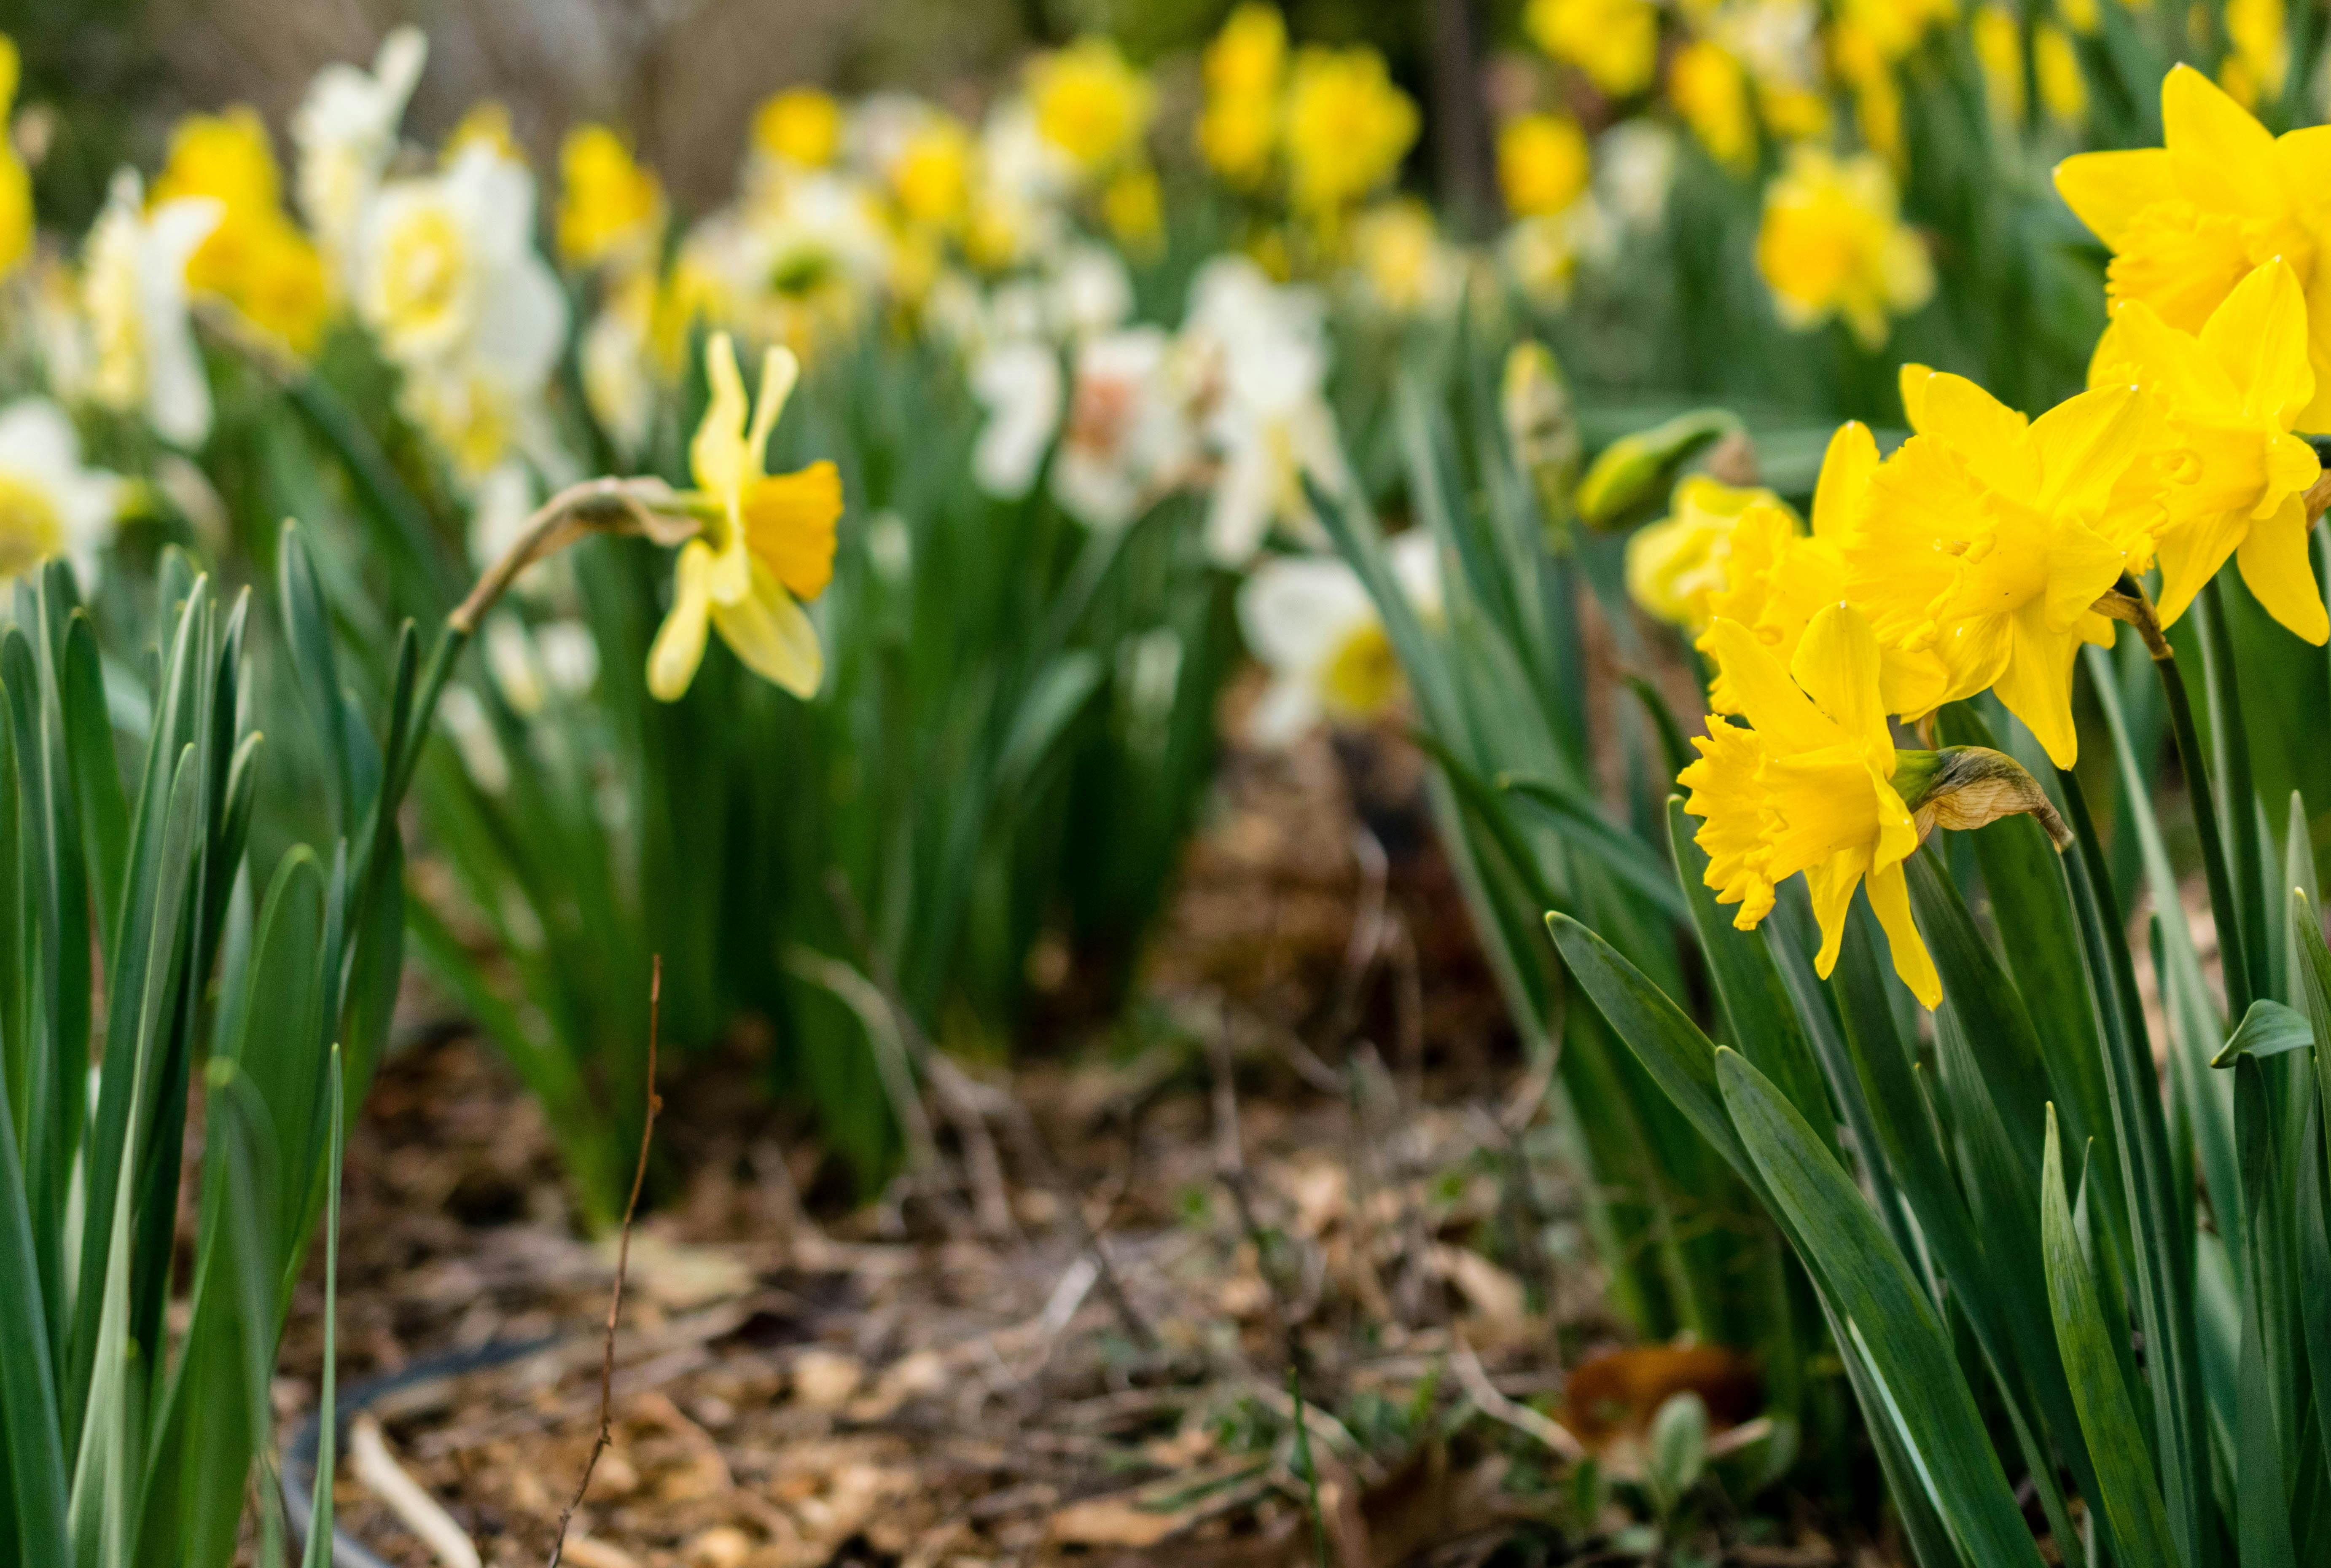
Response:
[1660,63,2331,1007]
[149,108,330,356]
[0,38,31,281]
[1753,146,1933,349]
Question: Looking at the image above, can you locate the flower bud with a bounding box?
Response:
[1574,408,1743,530]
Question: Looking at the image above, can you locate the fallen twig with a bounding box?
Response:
[349,1415,481,1568]
[1449,1334,1584,1462]
[548,956,665,1568]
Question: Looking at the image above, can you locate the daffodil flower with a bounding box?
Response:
[1681,604,1940,1006]
[1844,369,2152,768]
[1623,475,1785,633]
[1695,422,1949,717]
[2090,258,2326,643]
[1236,531,1440,746]
[2055,64,2331,429]
[647,332,842,702]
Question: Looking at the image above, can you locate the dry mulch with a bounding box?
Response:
[268,722,1863,1568]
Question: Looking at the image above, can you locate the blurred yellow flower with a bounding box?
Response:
[2092,259,2324,640]
[1681,604,1940,1006]
[1103,166,1163,252]
[1525,0,1660,97]
[754,89,842,169]
[1625,475,1786,631]
[445,101,520,164]
[1198,4,1286,185]
[2219,0,2287,109]
[651,333,842,702]
[1831,24,1905,166]
[1696,422,1949,717]
[2060,0,2100,32]
[1846,369,2151,766]
[1836,0,1957,62]
[2056,66,2331,427]
[1029,38,1153,177]
[1497,113,1591,217]
[1755,145,1933,347]
[1351,199,1456,314]
[1971,7,2023,124]
[1283,46,1419,217]
[151,107,330,354]
[2035,26,2087,124]
[0,36,26,281]
[890,115,973,233]
[1669,41,1755,173]
[557,125,665,271]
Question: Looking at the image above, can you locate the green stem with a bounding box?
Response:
[2196,577,2269,1009]
[2054,767,2207,1568]
[2153,627,2256,1018]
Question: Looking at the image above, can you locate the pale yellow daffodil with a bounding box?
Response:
[648,333,843,702]
[1845,369,2154,767]
[1681,603,1940,1007]
[2091,258,2325,642]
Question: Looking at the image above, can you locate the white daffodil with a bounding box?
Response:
[1596,120,1678,231]
[83,170,220,447]
[1053,327,1192,529]
[1181,257,1348,566]
[1237,530,1440,747]
[358,141,568,483]
[1046,242,1133,339]
[970,338,1064,499]
[293,26,427,285]
[678,171,888,356]
[0,398,127,589]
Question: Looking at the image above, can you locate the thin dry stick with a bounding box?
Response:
[1449,1333,1585,1462]
[548,956,665,1568]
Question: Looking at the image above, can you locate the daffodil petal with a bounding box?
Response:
[648,539,716,701]
[1865,859,1941,1007]
[710,557,825,696]
[2234,492,2329,644]
[1789,604,1890,758]
[691,332,751,500]
[1701,616,1836,754]
[1803,851,1866,977]
[1992,604,2083,768]
[747,344,800,475]
[2162,64,2280,216]
[2053,148,2175,251]
[2197,260,2313,428]
[1811,421,1879,542]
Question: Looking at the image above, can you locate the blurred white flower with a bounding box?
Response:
[537,619,601,697]
[0,397,126,588]
[82,171,220,446]
[1596,121,1678,231]
[1046,242,1133,338]
[1053,326,1189,529]
[970,338,1063,499]
[1237,530,1439,747]
[581,274,656,459]
[680,169,888,354]
[293,26,428,282]
[436,683,511,794]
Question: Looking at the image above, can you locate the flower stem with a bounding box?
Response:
[2149,609,2256,1018]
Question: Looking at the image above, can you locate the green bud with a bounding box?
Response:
[1573,408,1744,530]
[1894,745,2070,849]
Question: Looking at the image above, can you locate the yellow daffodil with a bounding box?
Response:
[754,89,842,170]
[1350,199,1458,315]
[1669,42,1755,173]
[648,333,842,702]
[1696,422,1952,716]
[1497,113,1591,218]
[2091,259,2325,641]
[1755,145,1933,347]
[2219,0,2287,110]
[1681,603,1940,1006]
[150,107,331,356]
[1845,369,2153,766]
[0,36,29,280]
[1282,47,1419,219]
[557,125,665,271]
[1028,38,1154,177]
[888,115,973,233]
[1831,24,1905,167]
[2035,27,2087,125]
[1625,475,1787,631]
[1524,0,1661,98]
[1198,4,1286,186]
[2055,66,2331,428]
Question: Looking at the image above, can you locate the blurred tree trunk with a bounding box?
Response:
[1425,0,1492,235]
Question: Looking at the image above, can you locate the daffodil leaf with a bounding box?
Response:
[2213,998,2315,1067]
[1498,775,1687,921]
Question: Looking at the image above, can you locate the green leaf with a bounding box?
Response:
[1715,1047,2047,1568]
[2214,999,2315,1067]
[2039,1106,2179,1568]
[60,612,127,964]
[1495,774,1686,921]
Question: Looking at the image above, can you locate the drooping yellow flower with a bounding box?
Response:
[1625,475,1788,631]
[2055,66,2331,427]
[0,36,28,281]
[1525,0,1661,98]
[1844,369,2153,766]
[1028,38,1154,177]
[1283,46,1420,217]
[649,333,843,702]
[1497,113,1591,217]
[1198,4,1286,185]
[1755,145,1933,347]
[1669,41,1756,173]
[1681,603,1941,1006]
[1696,422,1952,717]
[754,89,842,170]
[150,107,330,355]
[2091,259,2324,641]
[2218,0,2286,110]
[557,124,665,271]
